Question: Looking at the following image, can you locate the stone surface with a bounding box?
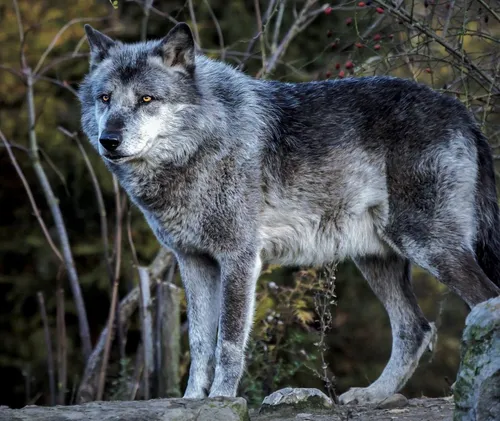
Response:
[376,393,408,409]
[0,397,250,421]
[253,397,453,420]
[454,296,500,421]
[0,395,455,421]
[260,388,333,414]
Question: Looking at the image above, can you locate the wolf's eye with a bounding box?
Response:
[141,95,153,103]
[100,94,110,103]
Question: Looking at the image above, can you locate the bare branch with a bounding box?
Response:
[137,266,154,399]
[37,292,56,406]
[39,148,69,196]
[0,64,23,79]
[263,0,321,77]
[36,53,89,79]
[159,265,181,397]
[254,0,266,70]
[33,17,106,75]
[96,259,121,401]
[24,65,91,360]
[154,278,163,396]
[77,249,173,403]
[477,0,500,25]
[141,0,154,41]
[37,77,78,97]
[339,0,403,53]
[482,60,500,127]
[127,209,153,400]
[112,176,127,358]
[0,129,63,263]
[272,0,286,53]
[188,0,201,48]
[58,127,114,291]
[56,288,67,405]
[238,0,277,71]
[442,0,456,39]
[202,0,225,60]
[12,0,24,45]
[374,0,500,93]
[130,343,144,400]
[128,0,179,25]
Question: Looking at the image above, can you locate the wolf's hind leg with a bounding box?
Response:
[178,254,221,399]
[339,253,436,405]
[423,248,500,308]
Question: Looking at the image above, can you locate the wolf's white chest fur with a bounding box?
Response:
[258,189,388,266]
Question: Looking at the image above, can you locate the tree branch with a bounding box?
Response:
[77,249,173,403]
[0,129,63,263]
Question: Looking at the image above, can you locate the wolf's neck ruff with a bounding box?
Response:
[80,22,500,403]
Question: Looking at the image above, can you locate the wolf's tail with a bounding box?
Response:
[474,127,500,288]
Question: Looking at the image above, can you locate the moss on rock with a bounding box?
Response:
[454,297,500,421]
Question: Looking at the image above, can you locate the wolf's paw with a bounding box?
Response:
[208,386,236,398]
[183,386,209,399]
[339,386,390,405]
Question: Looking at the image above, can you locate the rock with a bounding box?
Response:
[376,393,408,409]
[454,296,500,421]
[260,387,333,414]
[254,397,454,420]
[0,397,250,421]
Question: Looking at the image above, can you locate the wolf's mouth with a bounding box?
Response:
[102,154,134,164]
[101,139,155,164]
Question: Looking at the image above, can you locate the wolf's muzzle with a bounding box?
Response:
[99,130,122,152]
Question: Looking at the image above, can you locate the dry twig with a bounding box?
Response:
[37,292,56,406]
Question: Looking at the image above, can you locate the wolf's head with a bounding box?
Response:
[79,23,203,166]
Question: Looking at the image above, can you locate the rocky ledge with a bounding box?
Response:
[0,392,454,421]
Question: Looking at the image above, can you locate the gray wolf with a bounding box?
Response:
[79,22,500,404]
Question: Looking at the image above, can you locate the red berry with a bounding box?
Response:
[425,67,432,74]
[330,42,338,50]
[325,6,333,15]
[335,63,341,69]
[325,71,332,78]
[358,1,366,6]
[374,44,381,50]
[355,42,364,48]
[346,17,353,25]
[339,70,345,78]
[376,7,384,13]
[327,30,333,38]
[388,33,394,39]
[373,33,382,41]
[345,60,354,69]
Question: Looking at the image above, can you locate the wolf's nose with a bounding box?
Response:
[99,131,122,152]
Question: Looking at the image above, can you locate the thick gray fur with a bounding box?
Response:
[79,22,500,404]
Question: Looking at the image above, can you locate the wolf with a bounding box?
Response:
[79,22,500,404]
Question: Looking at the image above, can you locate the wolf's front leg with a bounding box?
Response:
[208,250,262,398]
[177,254,221,399]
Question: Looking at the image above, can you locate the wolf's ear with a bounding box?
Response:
[84,25,116,68]
[159,23,195,74]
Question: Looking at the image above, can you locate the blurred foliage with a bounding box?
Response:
[0,0,498,408]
